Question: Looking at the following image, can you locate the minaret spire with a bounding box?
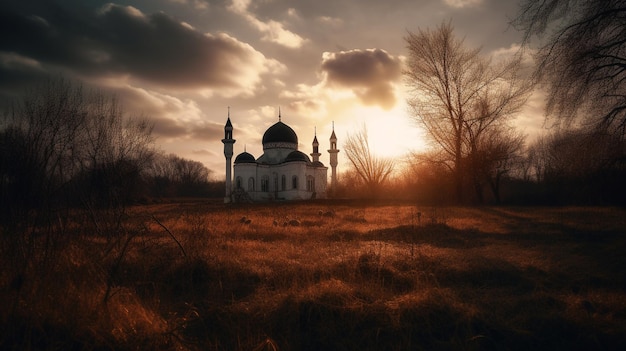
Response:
[278,106,281,122]
[222,107,236,203]
[311,126,321,163]
[328,122,339,194]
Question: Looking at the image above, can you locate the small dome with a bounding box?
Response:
[234,151,256,163]
[311,160,325,167]
[284,150,310,163]
[262,121,298,145]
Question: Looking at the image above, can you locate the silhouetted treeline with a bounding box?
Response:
[146,153,224,198]
[336,127,626,205]
[518,128,626,205]
[0,79,220,228]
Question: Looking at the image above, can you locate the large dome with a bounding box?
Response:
[262,121,298,145]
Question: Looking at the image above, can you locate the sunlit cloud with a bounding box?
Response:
[228,0,306,48]
[316,16,343,26]
[514,88,549,140]
[443,0,484,8]
[321,49,402,110]
[287,8,300,19]
[288,99,327,117]
[0,52,42,70]
[259,105,278,119]
[278,80,332,120]
[168,0,209,10]
[490,43,535,66]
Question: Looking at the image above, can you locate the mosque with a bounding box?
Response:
[222,110,339,202]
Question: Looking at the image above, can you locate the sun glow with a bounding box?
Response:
[340,104,428,160]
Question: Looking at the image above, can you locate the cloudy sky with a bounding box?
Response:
[0,0,544,178]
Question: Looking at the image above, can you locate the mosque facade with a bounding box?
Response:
[222,111,338,202]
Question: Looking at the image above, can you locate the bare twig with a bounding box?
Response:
[151,215,187,257]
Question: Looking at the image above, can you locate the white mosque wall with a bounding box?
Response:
[313,167,328,198]
[234,161,326,201]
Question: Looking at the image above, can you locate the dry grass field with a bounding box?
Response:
[2,200,626,350]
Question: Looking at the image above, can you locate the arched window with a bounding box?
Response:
[307,176,315,192]
[281,175,286,191]
[261,175,269,192]
[235,176,242,189]
[292,175,298,189]
[248,177,255,191]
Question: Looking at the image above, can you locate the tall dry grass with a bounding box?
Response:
[2,200,625,350]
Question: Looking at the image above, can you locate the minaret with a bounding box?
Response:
[328,122,339,191]
[222,108,236,203]
[310,127,321,163]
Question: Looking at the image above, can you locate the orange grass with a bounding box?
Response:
[2,200,625,350]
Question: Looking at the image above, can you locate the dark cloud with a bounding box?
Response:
[88,81,223,141]
[150,116,189,139]
[151,116,222,141]
[191,148,219,157]
[321,49,401,109]
[0,1,275,91]
[191,122,223,140]
[0,52,49,98]
[140,110,223,141]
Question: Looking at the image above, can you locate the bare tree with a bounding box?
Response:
[147,153,212,197]
[344,125,394,198]
[72,90,155,208]
[546,129,623,179]
[519,126,626,203]
[524,135,552,183]
[402,151,456,203]
[470,126,526,203]
[513,0,626,135]
[404,22,531,202]
[0,78,157,310]
[334,169,365,198]
[172,155,210,186]
[0,78,156,212]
